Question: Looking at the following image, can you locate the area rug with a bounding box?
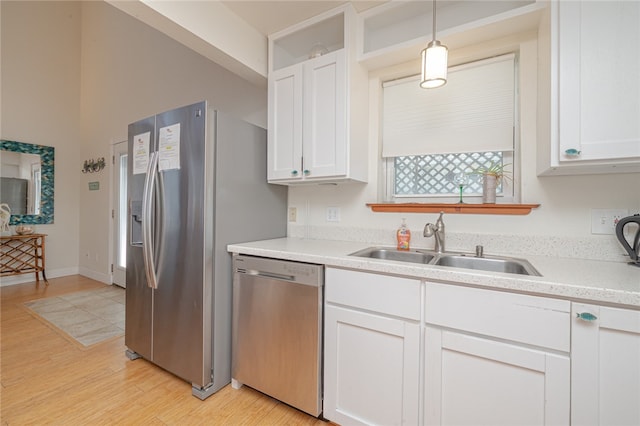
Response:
[24,286,125,347]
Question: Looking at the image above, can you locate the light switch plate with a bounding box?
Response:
[288,207,297,222]
[326,207,340,222]
[591,209,628,234]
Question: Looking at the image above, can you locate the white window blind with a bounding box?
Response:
[382,54,515,157]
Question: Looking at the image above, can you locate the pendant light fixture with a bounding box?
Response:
[420,0,448,89]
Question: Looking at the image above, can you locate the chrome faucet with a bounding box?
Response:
[424,211,445,253]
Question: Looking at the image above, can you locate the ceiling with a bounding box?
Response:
[221,1,387,36]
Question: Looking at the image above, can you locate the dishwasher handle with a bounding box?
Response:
[236,268,295,282]
[233,255,324,288]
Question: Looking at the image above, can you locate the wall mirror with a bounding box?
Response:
[0,140,54,224]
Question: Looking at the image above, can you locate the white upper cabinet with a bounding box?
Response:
[538,0,640,175]
[268,65,303,180]
[267,5,368,184]
[302,52,347,179]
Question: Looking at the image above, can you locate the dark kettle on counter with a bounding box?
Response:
[615,214,640,267]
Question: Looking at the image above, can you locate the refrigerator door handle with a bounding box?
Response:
[142,151,159,289]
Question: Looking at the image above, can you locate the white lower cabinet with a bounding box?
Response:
[323,268,640,426]
[324,268,421,426]
[571,303,640,426]
[424,328,569,425]
[423,283,571,426]
[324,305,420,426]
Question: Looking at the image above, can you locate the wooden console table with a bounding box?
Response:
[1,234,48,284]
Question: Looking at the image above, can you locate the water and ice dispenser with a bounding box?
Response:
[130,200,143,247]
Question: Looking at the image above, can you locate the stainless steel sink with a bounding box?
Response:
[349,247,435,264]
[349,247,540,276]
[433,254,540,276]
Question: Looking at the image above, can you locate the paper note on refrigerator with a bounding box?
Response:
[158,123,181,171]
[133,131,150,175]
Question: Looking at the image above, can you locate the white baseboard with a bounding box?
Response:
[0,266,80,287]
[78,267,111,285]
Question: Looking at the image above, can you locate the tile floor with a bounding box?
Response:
[24,285,125,346]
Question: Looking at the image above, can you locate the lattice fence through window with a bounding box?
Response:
[394,152,504,196]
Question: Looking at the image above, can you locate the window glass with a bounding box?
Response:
[394,152,505,196]
[382,54,518,202]
[118,154,127,268]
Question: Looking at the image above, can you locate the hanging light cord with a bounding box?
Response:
[432,0,437,42]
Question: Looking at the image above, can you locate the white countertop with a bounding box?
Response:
[228,237,640,309]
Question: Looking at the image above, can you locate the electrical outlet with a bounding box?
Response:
[326,207,341,222]
[288,207,297,222]
[591,209,629,234]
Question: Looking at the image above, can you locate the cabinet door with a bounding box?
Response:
[302,50,347,179]
[267,64,303,181]
[324,305,420,426]
[557,1,640,162]
[424,327,570,426]
[571,303,640,426]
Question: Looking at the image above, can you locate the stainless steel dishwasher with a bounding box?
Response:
[231,254,324,417]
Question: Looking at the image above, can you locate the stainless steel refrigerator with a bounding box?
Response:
[125,101,287,399]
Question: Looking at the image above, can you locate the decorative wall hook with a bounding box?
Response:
[82,157,106,173]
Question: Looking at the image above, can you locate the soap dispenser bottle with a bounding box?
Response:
[397,218,411,251]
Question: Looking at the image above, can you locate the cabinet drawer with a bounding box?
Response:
[326,268,421,321]
[425,283,570,352]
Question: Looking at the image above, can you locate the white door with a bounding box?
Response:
[111,141,127,287]
[303,50,346,178]
[557,1,640,162]
[424,327,570,426]
[571,303,640,426]
[324,304,420,426]
[267,63,303,181]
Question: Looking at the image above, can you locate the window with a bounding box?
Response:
[118,153,128,269]
[382,54,518,203]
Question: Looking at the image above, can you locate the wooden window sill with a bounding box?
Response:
[366,203,540,215]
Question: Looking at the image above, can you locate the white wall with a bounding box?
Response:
[288,30,640,259]
[1,1,82,283]
[2,1,638,285]
[106,0,268,87]
[78,1,268,282]
[1,1,268,285]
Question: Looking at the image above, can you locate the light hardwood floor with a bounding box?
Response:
[1,275,330,425]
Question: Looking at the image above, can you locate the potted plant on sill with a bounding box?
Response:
[470,162,512,204]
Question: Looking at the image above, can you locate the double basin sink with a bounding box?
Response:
[350,247,540,276]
